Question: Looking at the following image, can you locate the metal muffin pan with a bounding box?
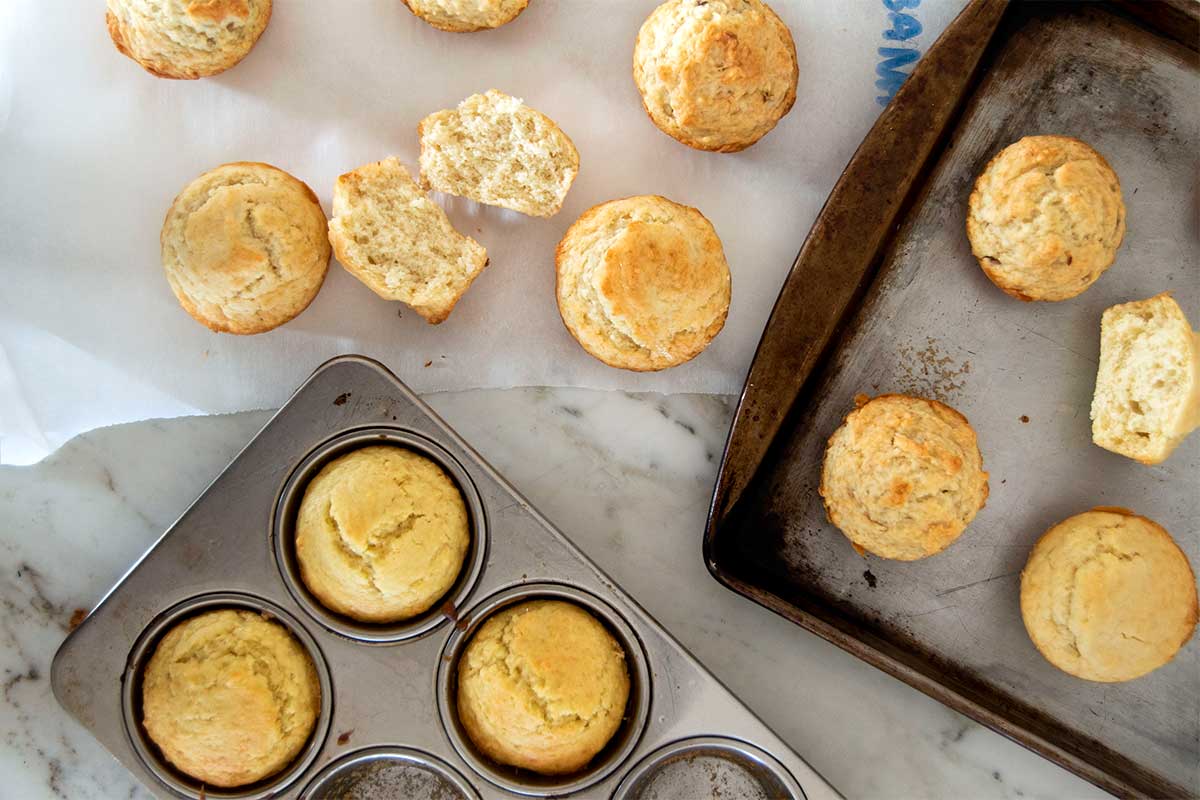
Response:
[52,355,841,799]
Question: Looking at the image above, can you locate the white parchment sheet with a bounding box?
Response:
[0,0,965,463]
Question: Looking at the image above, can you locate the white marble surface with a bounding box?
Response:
[0,388,1106,799]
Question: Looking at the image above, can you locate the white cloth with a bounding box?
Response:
[0,0,965,463]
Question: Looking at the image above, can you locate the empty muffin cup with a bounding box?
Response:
[436,583,651,796]
[122,592,332,800]
[300,746,479,800]
[612,737,806,800]
[273,427,488,643]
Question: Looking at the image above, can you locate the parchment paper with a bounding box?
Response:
[0,0,965,463]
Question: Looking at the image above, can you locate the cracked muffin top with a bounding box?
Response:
[820,394,989,561]
[106,0,272,80]
[1021,508,1197,683]
[141,609,320,787]
[456,599,630,775]
[633,0,798,152]
[160,162,330,334]
[295,445,470,623]
[966,135,1125,302]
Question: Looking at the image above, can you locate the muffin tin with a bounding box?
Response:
[52,355,840,800]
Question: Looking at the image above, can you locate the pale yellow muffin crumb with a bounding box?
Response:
[418,90,579,218]
[1091,293,1200,465]
[328,157,488,324]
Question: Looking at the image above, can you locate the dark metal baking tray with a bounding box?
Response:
[704,2,1200,798]
[53,355,841,800]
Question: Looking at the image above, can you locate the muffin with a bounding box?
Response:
[141,609,320,787]
[295,446,470,623]
[820,394,989,561]
[402,0,529,32]
[328,157,488,324]
[418,90,579,218]
[1021,508,1197,682]
[633,0,798,152]
[555,195,731,371]
[966,135,1125,301]
[106,0,272,79]
[1091,293,1200,465]
[457,600,630,774]
[161,162,330,334]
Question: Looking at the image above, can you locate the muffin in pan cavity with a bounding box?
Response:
[140,608,321,788]
[456,599,631,775]
[967,135,1125,302]
[106,0,272,79]
[1021,508,1198,683]
[295,445,471,623]
[820,394,989,561]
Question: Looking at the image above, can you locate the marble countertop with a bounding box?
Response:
[0,388,1106,799]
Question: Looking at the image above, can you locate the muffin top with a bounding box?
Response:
[161,162,330,334]
[820,394,989,561]
[633,0,798,152]
[967,135,1125,301]
[106,0,272,79]
[295,446,470,623]
[141,609,320,788]
[457,600,631,775]
[402,0,530,32]
[555,195,731,371]
[1021,508,1197,682]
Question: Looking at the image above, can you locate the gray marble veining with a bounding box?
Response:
[1,389,1105,799]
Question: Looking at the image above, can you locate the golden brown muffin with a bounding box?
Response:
[402,0,529,32]
[141,609,320,788]
[457,600,630,775]
[161,162,330,334]
[555,195,731,371]
[966,135,1125,301]
[295,446,470,623]
[106,0,272,80]
[633,0,798,152]
[1021,508,1197,682]
[820,394,989,561]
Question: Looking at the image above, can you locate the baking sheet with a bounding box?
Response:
[0,0,968,464]
[709,6,1199,798]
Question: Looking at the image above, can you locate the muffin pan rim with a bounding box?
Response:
[271,425,490,644]
[434,582,653,797]
[120,591,335,800]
